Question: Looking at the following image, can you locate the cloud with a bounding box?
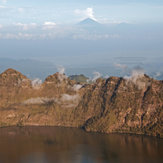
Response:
[85,8,96,20]
[1,0,7,4]
[56,65,68,82]
[130,68,145,79]
[92,71,101,82]
[61,94,79,101]
[14,23,37,30]
[124,67,150,89]
[73,33,120,40]
[155,72,161,77]
[0,23,120,40]
[125,67,145,81]
[0,31,116,40]
[99,17,129,24]
[0,31,68,40]
[74,7,97,21]
[0,24,3,29]
[23,97,56,105]
[0,5,5,8]
[114,63,128,70]
[57,65,65,75]
[23,93,80,106]
[0,33,34,40]
[44,22,56,26]
[31,78,42,89]
[114,63,128,73]
[18,8,25,13]
[43,21,56,30]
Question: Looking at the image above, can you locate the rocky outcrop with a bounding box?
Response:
[0,69,162,138]
[0,69,32,108]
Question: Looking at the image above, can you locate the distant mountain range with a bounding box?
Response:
[0,58,162,81]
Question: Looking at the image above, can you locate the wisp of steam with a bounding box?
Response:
[57,65,65,74]
[92,72,101,82]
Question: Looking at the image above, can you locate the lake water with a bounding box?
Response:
[0,127,162,163]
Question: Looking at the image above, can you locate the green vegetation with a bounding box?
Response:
[69,74,89,83]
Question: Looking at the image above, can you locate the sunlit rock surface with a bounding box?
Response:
[0,69,163,138]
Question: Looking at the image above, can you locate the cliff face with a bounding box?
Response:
[0,69,32,108]
[0,69,162,138]
[83,76,163,138]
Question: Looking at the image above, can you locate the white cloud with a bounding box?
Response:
[0,31,120,41]
[99,17,129,24]
[44,22,56,26]
[23,97,55,105]
[14,23,37,30]
[125,68,145,81]
[43,21,56,30]
[1,0,7,4]
[31,78,42,89]
[85,8,96,20]
[124,67,149,89]
[0,33,34,40]
[23,94,80,106]
[155,72,161,77]
[73,33,120,40]
[18,8,25,13]
[74,7,97,21]
[0,5,5,8]
[61,94,79,101]
[114,63,128,70]
[0,24,3,29]
[0,23,120,40]
[57,65,65,75]
[56,65,67,82]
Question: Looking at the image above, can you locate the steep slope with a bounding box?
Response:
[83,76,163,138]
[0,69,162,138]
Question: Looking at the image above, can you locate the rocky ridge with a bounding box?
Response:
[0,68,162,138]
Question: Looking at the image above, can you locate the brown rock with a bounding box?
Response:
[0,69,162,138]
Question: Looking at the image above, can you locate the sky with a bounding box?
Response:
[0,0,162,40]
[0,0,163,25]
[0,0,163,78]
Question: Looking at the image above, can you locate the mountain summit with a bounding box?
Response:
[78,18,101,26]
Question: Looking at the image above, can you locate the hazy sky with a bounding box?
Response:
[0,0,162,68]
[0,0,163,25]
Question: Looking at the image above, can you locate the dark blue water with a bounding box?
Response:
[0,127,162,163]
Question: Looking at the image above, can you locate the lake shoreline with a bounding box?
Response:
[0,125,162,139]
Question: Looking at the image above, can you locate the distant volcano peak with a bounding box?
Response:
[78,18,100,25]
